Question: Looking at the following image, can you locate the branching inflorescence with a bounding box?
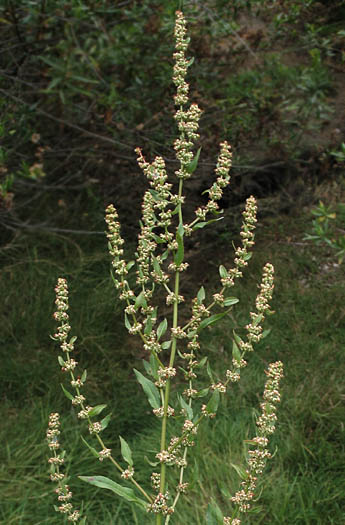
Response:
[47,11,283,524]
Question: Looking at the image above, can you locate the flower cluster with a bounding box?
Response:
[220,196,257,288]
[105,205,127,285]
[172,11,202,180]
[229,361,283,515]
[147,491,174,515]
[245,263,274,345]
[46,413,80,522]
[194,141,232,220]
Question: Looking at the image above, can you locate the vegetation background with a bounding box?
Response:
[0,0,344,523]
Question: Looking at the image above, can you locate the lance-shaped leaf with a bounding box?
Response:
[157,318,168,341]
[126,260,135,271]
[174,224,184,266]
[198,312,227,332]
[152,256,162,276]
[192,217,223,231]
[219,265,228,279]
[80,435,99,459]
[135,291,147,310]
[178,394,193,420]
[81,369,87,383]
[78,476,147,510]
[223,297,239,307]
[88,404,107,417]
[206,361,214,383]
[197,286,205,304]
[144,315,153,335]
[100,412,112,431]
[186,147,201,174]
[161,340,171,350]
[205,390,220,415]
[124,314,132,331]
[60,383,74,401]
[133,369,160,409]
[206,500,223,524]
[58,356,66,367]
[119,436,133,466]
[232,339,242,365]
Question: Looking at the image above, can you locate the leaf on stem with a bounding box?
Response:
[186,146,201,174]
[135,291,147,310]
[88,404,107,417]
[100,413,112,431]
[174,224,184,265]
[198,312,227,331]
[60,383,74,401]
[219,265,228,279]
[192,217,224,231]
[197,286,205,304]
[178,394,193,420]
[119,436,133,466]
[205,390,220,415]
[206,500,223,524]
[232,339,242,365]
[157,318,168,340]
[78,475,147,509]
[80,435,99,459]
[223,297,239,306]
[133,369,160,409]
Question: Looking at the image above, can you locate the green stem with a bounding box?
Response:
[156,179,184,525]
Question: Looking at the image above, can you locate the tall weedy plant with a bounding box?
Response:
[46,11,283,524]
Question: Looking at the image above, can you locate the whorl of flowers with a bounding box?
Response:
[46,413,81,522]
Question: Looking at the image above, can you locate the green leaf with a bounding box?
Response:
[88,404,107,417]
[186,147,201,174]
[149,353,159,379]
[133,369,160,409]
[192,217,224,230]
[60,384,74,401]
[223,297,239,307]
[253,313,263,326]
[174,226,184,266]
[206,500,223,524]
[80,435,99,459]
[157,318,168,340]
[78,476,147,510]
[100,413,111,431]
[124,314,132,331]
[144,315,153,336]
[233,330,243,347]
[126,261,135,271]
[152,256,162,276]
[231,463,247,479]
[194,387,209,398]
[206,361,214,383]
[143,359,152,376]
[197,286,205,304]
[58,356,65,367]
[81,369,87,383]
[198,312,227,331]
[206,390,220,414]
[135,291,147,309]
[261,328,271,339]
[195,356,208,368]
[178,394,193,420]
[161,340,171,350]
[119,436,133,466]
[232,340,241,365]
[219,265,228,278]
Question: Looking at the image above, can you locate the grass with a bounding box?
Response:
[1,199,344,523]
